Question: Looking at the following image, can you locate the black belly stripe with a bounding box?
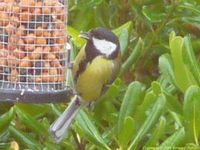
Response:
[74,58,88,81]
[74,43,100,81]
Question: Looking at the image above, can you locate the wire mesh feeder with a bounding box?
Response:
[0,0,73,103]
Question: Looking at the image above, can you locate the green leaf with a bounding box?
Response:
[179,4,200,16]
[164,92,183,115]
[15,104,50,117]
[159,128,185,149]
[15,107,48,137]
[117,81,145,136]
[113,21,133,37]
[183,85,200,145]
[0,107,14,134]
[128,94,166,150]
[169,111,183,128]
[169,30,176,44]
[169,33,197,92]
[159,54,177,86]
[0,104,13,115]
[185,143,200,149]
[94,79,122,122]
[183,36,200,86]
[76,110,111,150]
[182,17,200,28]
[118,117,135,149]
[68,26,86,47]
[151,81,162,95]
[119,29,129,58]
[43,141,63,150]
[0,142,10,150]
[192,39,200,51]
[134,91,157,125]
[9,126,42,150]
[120,38,144,76]
[142,6,166,23]
[100,78,122,101]
[144,116,166,147]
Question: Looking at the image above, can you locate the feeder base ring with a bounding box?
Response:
[0,82,73,103]
[0,88,73,103]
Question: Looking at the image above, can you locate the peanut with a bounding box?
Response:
[7,43,17,51]
[55,20,65,29]
[0,58,7,66]
[58,74,65,82]
[49,68,58,82]
[56,38,66,45]
[32,8,41,14]
[43,31,51,37]
[0,3,5,11]
[13,48,25,59]
[19,0,35,12]
[8,69,18,82]
[24,44,35,52]
[0,13,9,26]
[0,49,8,57]
[35,77,42,83]
[12,6,20,13]
[41,72,50,82]
[36,27,43,37]
[43,46,51,53]
[36,37,46,45]
[7,55,19,67]
[0,44,4,49]
[24,33,36,44]
[16,25,26,37]
[19,56,31,68]
[6,23,15,34]
[18,39,25,50]
[10,16,19,27]
[20,11,31,22]
[50,58,60,67]
[30,47,42,60]
[51,46,60,52]
[42,7,51,14]
[4,0,15,3]
[44,53,56,60]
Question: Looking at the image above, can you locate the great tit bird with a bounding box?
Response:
[49,27,120,142]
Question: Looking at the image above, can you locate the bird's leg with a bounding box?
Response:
[49,95,83,143]
[87,102,95,110]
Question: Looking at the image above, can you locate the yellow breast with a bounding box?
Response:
[74,56,114,101]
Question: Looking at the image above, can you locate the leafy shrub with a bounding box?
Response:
[1,0,200,149]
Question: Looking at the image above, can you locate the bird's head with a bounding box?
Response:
[79,27,120,60]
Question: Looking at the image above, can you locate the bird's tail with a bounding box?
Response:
[49,95,82,143]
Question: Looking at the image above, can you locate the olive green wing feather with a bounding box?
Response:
[101,58,121,95]
[72,45,87,81]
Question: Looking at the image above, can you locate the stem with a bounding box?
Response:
[142,1,179,57]
[193,105,199,146]
[72,129,85,150]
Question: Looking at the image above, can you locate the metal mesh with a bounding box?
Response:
[0,0,68,92]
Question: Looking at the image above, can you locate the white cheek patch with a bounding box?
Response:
[92,38,117,56]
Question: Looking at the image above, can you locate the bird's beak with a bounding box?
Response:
[79,32,90,40]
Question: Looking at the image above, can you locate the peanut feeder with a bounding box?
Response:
[0,0,72,103]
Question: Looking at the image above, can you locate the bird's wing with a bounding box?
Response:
[100,57,120,95]
[72,45,87,81]
[109,58,121,83]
